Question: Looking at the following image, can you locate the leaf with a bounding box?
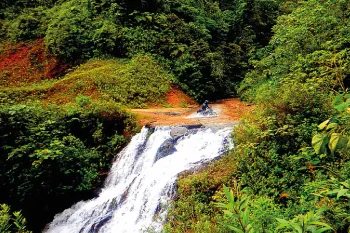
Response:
[326,122,338,131]
[338,136,349,149]
[245,224,253,233]
[242,208,249,226]
[216,203,229,208]
[179,46,185,52]
[318,119,330,130]
[223,210,235,217]
[340,180,350,188]
[275,218,290,224]
[312,134,329,154]
[239,196,249,210]
[332,94,344,106]
[290,222,302,233]
[313,227,333,233]
[308,221,333,229]
[335,101,350,112]
[326,189,339,195]
[329,133,348,152]
[223,185,233,203]
[336,188,349,199]
[274,218,291,233]
[228,225,245,233]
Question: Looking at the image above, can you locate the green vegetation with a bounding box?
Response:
[164,0,350,232]
[0,55,171,107]
[0,101,137,231]
[0,0,282,101]
[0,0,349,232]
[0,204,31,233]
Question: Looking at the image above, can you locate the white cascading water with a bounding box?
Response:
[45,126,233,233]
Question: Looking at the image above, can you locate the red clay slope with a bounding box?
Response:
[0,39,67,87]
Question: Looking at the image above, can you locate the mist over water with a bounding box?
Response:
[45,126,233,233]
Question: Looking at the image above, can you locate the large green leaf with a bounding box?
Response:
[223,185,234,204]
[312,134,329,154]
[291,222,302,233]
[326,122,338,131]
[329,133,348,153]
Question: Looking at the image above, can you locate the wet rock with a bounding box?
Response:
[170,127,188,138]
[154,138,177,163]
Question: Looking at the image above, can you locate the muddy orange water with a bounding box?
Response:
[131,98,251,127]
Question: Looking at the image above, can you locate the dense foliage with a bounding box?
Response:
[0,0,282,101]
[0,101,137,231]
[165,0,350,232]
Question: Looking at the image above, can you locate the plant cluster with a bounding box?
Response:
[0,204,31,233]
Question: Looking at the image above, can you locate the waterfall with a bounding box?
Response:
[45,126,233,233]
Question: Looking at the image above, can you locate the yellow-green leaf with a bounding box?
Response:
[312,134,329,154]
[326,122,338,131]
[318,119,330,130]
[336,188,349,199]
[329,133,348,152]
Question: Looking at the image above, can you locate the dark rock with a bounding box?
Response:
[154,138,177,163]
